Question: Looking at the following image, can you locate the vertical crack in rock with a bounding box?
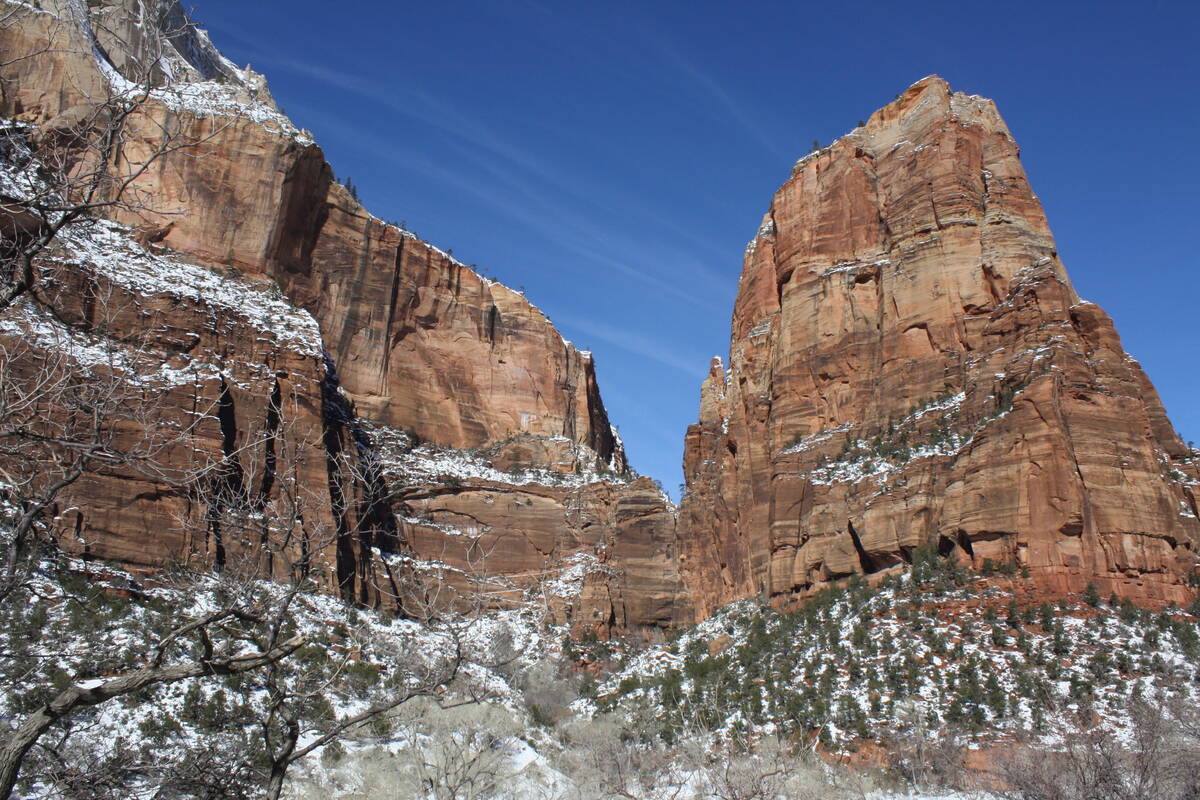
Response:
[207,377,248,570]
[955,530,975,561]
[320,352,403,609]
[847,520,877,574]
[379,236,407,388]
[333,214,375,365]
[561,344,577,445]
[485,304,499,346]
[258,378,281,508]
[320,354,356,601]
[257,377,283,575]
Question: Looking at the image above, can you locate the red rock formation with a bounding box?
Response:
[385,463,689,634]
[8,2,1193,635]
[2,2,620,464]
[0,218,343,581]
[679,76,1200,617]
[0,0,683,632]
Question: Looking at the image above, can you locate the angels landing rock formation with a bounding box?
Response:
[678,76,1200,618]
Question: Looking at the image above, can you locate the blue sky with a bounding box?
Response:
[196,0,1199,495]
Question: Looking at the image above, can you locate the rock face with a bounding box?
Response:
[1,221,345,584]
[0,0,685,633]
[4,2,1195,634]
[679,76,1200,618]
[3,1,620,464]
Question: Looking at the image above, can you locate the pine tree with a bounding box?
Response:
[1039,602,1055,630]
[984,672,1006,718]
[1051,619,1071,655]
[1007,599,1021,628]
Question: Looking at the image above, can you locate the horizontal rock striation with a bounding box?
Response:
[678,76,1200,617]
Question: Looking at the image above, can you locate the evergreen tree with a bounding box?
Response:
[984,671,1006,718]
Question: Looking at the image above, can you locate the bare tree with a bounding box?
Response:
[0,601,305,799]
[0,2,61,73]
[0,244,212,593]
[0,364,482,800]
[882,700,965,791]
[0,0,239,599]
[251,587,474,800]
[0,289,302,798]
[389,700,524,800]
[0,215,486,800]
[0,3,230,313]
[553,709,699,800]
[155,398,505,800]
[252,541,501,799]
[0,96,305,800]
[0,9,500,799]
[999,701,1200,800]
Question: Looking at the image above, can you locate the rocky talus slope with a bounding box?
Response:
[678,76,1199,618]
[0,0,688,633]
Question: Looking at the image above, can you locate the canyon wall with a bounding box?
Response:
[678,76,1200,617]
[4,2,1195,633]
[0,0,688,633]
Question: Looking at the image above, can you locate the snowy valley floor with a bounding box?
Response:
[2,539,1199,799]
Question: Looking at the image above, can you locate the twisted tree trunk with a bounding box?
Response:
[0,635,304,800]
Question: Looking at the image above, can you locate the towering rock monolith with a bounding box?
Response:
[678,76,1199,617]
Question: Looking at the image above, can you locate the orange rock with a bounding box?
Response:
[0,1,679,632]
[678,76,1200,617]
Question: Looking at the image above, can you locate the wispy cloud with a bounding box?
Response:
[206,21,739,303]
[297,108,726,312]
[648,40,792,163]
[511,4,790,164]
[558,316,707,378]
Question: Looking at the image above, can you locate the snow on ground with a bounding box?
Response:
[792,393,971,486]
[69,1,313,146]
[543,552,610,600]
[149,80,313,144]
[783,387,1039,488]
[588,562,1200,756]
[52,218,324,358]
[0,300,225,388]
[5,521,1193,799]
[0,215,325,394]
[782,422,857,455]
[367,424,631,490]
[0,547,569,798]
[0,119,46,200]
[2,116,324,387]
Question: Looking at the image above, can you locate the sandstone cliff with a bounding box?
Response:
[679,76,1200,617]
[0,0,687,633]
[5,1,1195,634]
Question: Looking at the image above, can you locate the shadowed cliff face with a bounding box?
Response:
[678,76,1200,618]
